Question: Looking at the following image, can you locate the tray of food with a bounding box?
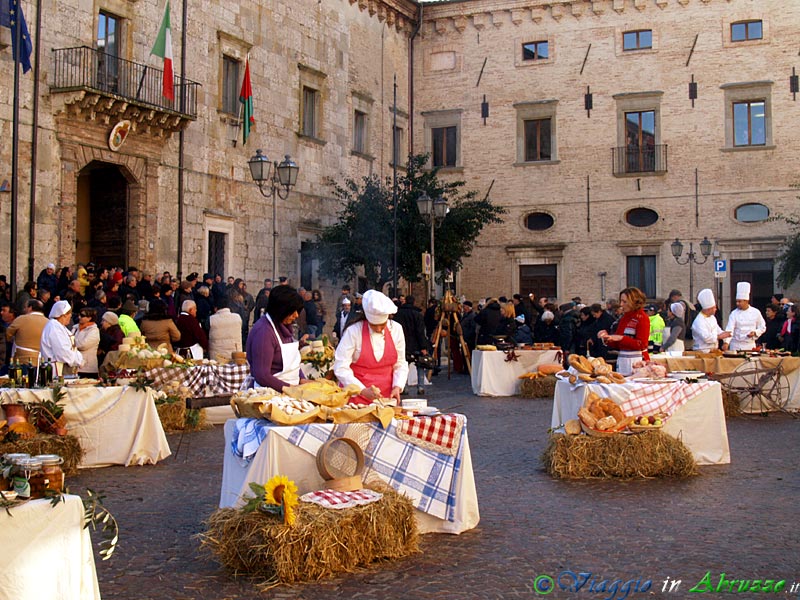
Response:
[628,414,665,432]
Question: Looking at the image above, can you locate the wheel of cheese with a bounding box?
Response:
[537,363,563,375]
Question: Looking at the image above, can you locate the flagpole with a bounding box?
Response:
[28,0,43,282]
[10,0,23,296]
[177,0,187,280]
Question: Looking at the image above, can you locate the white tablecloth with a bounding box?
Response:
[0,495,100,600]
[550,379,730,465]
[220,419,480,534]
[471,349,560,396]
[0,385,171,467]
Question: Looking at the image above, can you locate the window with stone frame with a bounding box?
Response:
[392,125,404,167]
[623,30,653,51]
[514,100,558,165]
[626,255,656,298]
[721,81,773,150]
[731,20,762,42]
[298,64,327,142]
[522,41,548,61]
[221,56,240,116]
[613,92,663,175]
[421,109,462,169]
[351,91,374,158]
[96,12,121,92]
[353,110,367,154]
[302,87,319,138]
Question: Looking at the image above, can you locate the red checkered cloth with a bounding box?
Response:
[299,488,383,509]
[395,414,464,456]
[618,380,715,419]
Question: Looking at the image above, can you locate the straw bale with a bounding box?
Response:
[542,431,697,479]
[520,375,556,399]
[722,389,742,418]
[0,434,83,475]
[157,402,209,432]
[199,484,419,586]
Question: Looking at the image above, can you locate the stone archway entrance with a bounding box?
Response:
[76,161,129,268]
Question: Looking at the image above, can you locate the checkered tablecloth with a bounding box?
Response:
[231,417,467,522]
[300,488,383,509]
[145,364,250,396]
[395,414,464,456]
[575,379,716,419]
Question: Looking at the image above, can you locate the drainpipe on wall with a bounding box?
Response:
[176,0,188,279]
[408,3,422,156]
[28,0,43,282]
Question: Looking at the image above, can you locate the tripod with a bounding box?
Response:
[430,290,472,378]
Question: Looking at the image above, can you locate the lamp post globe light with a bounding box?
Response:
[416,193,449,300]
[671,236,713,305]
[248,150,299,281]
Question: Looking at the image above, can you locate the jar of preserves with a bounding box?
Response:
[2,453,30,491]
[14,457,44,499]
[34,455,64,493]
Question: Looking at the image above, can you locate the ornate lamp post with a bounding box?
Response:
[671,236,713,305]
[416,193,448,300]
[248,150,300,281]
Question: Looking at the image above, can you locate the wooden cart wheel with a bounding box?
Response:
[725,362,790,415]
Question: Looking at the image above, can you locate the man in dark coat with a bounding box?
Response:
[392,295,432,394]
[475,298,502,345]
[589,303,615,359]
[460,301,477,353]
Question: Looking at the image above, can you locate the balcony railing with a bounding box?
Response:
[612,144,668,175]
[51,46,200,119]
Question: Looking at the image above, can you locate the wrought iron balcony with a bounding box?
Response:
[50,46,200,134]
[612,144,668,175]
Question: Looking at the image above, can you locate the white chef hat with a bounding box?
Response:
[697,289,716,310]
[669,302,685,319]
[736,281,751,301]
[49,300,72,319]
[362,289,397,324]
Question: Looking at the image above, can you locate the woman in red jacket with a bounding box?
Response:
[598,287,650,375]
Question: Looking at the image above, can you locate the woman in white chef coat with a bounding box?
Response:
[40,300,85,375]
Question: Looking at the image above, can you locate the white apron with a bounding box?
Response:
[661,326,685,355]
[242,315,301,390]
[616,350,642,376]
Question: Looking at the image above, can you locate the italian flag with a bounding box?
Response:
[239,58,255,146]
[150,0,174,101]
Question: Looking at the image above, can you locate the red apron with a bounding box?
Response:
[351,321,398,406]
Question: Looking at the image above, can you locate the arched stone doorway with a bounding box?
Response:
[76,161,131,268]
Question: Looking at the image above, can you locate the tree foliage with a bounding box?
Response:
[313,154,506,290]
[775,211,800,289]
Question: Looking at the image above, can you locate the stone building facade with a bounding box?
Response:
[0,0,417,299]
[413,0,800,315]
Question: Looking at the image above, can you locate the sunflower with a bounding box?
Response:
[263,474,299,526]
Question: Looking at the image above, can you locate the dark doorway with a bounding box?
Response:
[730,259,773,311]
[208,231,226,278]
[519,264,557,300]
[300,241,313,290]
[77,163,128,269]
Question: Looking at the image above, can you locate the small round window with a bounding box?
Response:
[735,203,769,223]
[525,212,555,231]
[625,207,659,227]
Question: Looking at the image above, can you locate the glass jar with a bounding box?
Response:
[2,453,29,491]
[14,457,43,499]
[34,455,64,493]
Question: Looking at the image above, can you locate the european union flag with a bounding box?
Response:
[1,0,33,74]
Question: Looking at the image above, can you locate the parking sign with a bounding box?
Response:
[714,259,727,278]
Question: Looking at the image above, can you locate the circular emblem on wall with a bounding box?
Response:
[108,120,132,152]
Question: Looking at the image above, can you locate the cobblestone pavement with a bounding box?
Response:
[70,374,800,599]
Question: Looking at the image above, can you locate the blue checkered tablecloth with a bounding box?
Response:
[230,417,466,522]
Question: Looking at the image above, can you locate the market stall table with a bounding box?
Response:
[471,349,561,396]
[0,385,171,467]
[0,494,100,600]
[220,416,480,534]
[550,379,730,465]
[651,354,800,411]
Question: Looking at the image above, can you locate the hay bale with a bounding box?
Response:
[157,401,209,432]
[541,431,697,479]
[199,484,419,585]
[722,389,742,418]
[0,434,83,475]
[519,375,556,399]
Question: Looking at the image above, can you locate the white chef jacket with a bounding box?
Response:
[725,306,767,351]
[333,319,408,390]
[691,313,724,353]
[40,319,85,368]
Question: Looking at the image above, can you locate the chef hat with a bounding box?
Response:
[362,289,397,324]
[736,281,751,301]
[49,300,72,319]
[670,302,685,319]
[697,288,716,310]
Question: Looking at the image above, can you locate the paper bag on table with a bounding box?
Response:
[282,379,361,408]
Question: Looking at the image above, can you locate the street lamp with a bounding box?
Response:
[248,150,300,281]
[416,193,448,300]
[671,236,713,304]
